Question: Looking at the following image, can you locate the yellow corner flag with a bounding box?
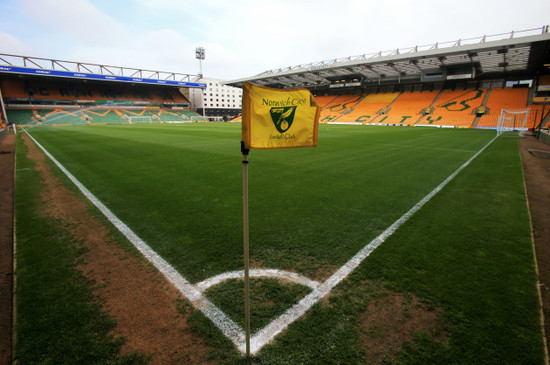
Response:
[242,82,320,149]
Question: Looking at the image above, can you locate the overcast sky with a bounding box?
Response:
[0,0,548,81]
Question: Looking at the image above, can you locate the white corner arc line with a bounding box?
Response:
[195,269,321,293]
[23,128,498,356]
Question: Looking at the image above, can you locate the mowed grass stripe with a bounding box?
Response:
[14,134,146,364]
[28,124,243,281]
[349,133,545,363]
[27,124,495,284]
[23,125,545,362]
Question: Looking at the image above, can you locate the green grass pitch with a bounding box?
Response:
[20,123,546,363]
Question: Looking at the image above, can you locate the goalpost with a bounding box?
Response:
[128,116,152,124]
[496,109,530,136]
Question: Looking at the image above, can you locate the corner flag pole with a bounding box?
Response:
[239,83,320,358]
[241,141,251,358]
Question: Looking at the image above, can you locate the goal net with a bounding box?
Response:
[496,109,530,136]
[128,116,152,124]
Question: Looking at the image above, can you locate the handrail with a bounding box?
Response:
[0,53,199,83]
[256,25,549,76]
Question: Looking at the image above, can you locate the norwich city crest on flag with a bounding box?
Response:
[242,83,321,149]
[270,106,297,133]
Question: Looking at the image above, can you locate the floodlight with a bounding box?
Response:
[195,47,205,60]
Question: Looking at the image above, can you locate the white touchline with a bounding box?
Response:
[23,128,498,355]
[23,130,245,347]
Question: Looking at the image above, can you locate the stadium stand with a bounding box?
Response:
[319,95,363,123]
[527,104,547,129]
[156,109,206,122]
[338,92,400,124]
[5,109,34,125]
[0,79,189,105]
[5,106,204,125]
[41,109,84,125]
[418,89,486,128]
[295,87,543,129]
[157,109,184,122]
[477,88,530,128]
[222,27,549,132]
[181,110,204,120]
[1,76,205,125]
[315,95,339,109]
[3,85,546,129]
[314,88,540,128]
[381,91,439,125]
[86,109,129,124]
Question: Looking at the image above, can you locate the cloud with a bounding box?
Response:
[142,29,194,69]
[152,0,395,77]
[19,0,127,44]
[61,24,251,80]
[6,0,550,81]
[0,30,34,55]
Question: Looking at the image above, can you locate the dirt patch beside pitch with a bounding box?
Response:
[359,290,446,363]
[520,135,550,359]
[21,133,212,364]
[0,133,15,365]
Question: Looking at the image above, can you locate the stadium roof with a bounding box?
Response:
[0,54,206,88]
[225,26,550,90]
